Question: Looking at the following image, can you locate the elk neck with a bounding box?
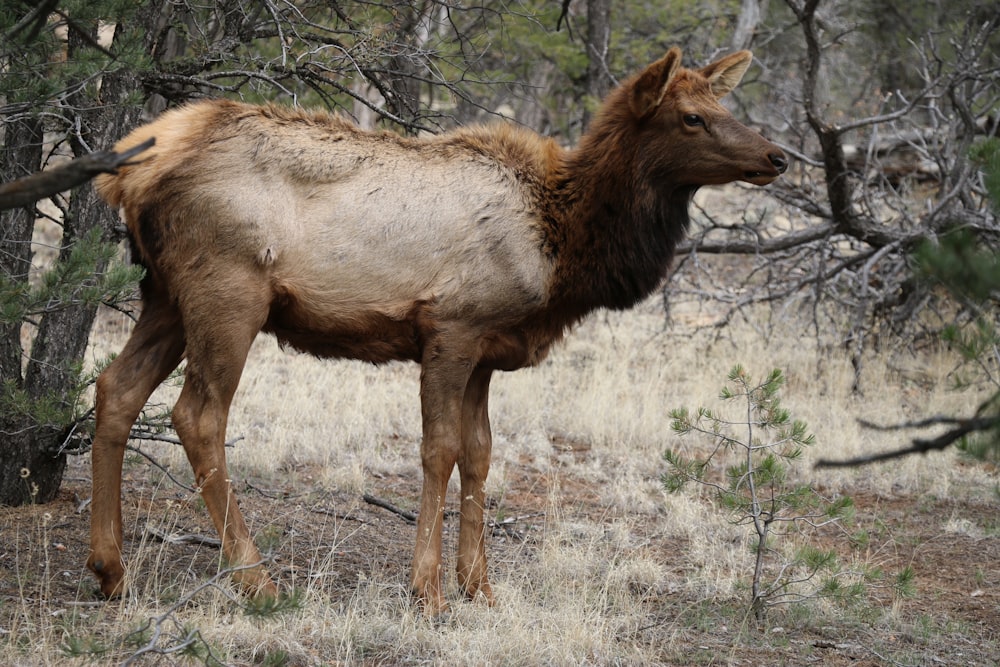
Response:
[541,117,696,314]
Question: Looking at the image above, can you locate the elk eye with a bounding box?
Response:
[683,114,704,127]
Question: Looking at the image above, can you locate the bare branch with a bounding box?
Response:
[815,415,999,468]
[125,444,195,493]
[678,221,837,255]
[362,493,417,523]
[4,0,59,43]
[0,138,154,211]
[145,523,223,548]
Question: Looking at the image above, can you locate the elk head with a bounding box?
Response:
[629,47,788,187]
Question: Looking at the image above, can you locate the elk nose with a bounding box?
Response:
[769,153,788,174]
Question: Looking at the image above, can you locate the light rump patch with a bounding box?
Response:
[88,46,786,614]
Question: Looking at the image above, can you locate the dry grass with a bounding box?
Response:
[3,292,999,665]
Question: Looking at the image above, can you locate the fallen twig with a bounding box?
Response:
[145,523,222,548]
[489,512,545,528]
[490,512,545,536]
[309,505,366,523]
[121,561,271,666]
[362,493,417,523]
[129,425,244,448]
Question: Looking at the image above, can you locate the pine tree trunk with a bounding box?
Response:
[0,19,148,506]
[0,425,69,505]
[583,0,612,129]
[0,117,41,384]
[731,0,766,51]
[0,115,68,505]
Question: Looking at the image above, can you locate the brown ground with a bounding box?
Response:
[2,450,998,666]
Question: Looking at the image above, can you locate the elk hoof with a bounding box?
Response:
[87,557,126,599]
[461,580,495,606]
[412,586,450,617]
[247,578,280,601]
[233,566,279,600]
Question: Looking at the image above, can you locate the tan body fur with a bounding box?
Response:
[89,47,787,613]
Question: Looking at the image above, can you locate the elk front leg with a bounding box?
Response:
[411,354,473,614]
[88,303,185,598]
[170,291,277,598]
[456,367,495,604]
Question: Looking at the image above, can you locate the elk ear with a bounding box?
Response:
[629,47,682,119]
[700,50,753,99]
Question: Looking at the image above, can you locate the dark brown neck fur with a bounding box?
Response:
[543,87,695,313]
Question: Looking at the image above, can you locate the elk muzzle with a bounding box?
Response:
[743,147,788,185]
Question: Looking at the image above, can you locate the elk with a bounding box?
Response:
[89,47,786,614]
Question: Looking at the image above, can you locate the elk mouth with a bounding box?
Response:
[743,152,788,185]
[742,169,780,186]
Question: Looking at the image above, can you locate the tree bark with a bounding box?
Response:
[383,1,438,127]
[0,6,157,505]
[0,115,56,505]
[731,0,766,51]
[583,0,612,128]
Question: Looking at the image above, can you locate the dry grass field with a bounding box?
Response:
[3,189,999,665]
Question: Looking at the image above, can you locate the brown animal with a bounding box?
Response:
[89,47,786,614]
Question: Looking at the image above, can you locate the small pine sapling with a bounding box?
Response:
[663,366,858,622]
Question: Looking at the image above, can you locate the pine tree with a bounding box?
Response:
[913,138,1000,460]
[0,2,155,505]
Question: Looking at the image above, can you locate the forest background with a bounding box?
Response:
[1,1,998,665]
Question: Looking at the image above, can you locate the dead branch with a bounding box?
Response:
[815,415,999,467]
[4,0,59,43]
[129,424,243,448]
[677,221,837,256]
[145,523,223,548]
[362,493,417,523]
[120,560,271,667]
[125,444,194,493]
[489,512,545,536]
[309,505,366,523]
[0,137,154,210]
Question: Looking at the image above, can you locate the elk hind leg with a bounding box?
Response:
[88,299,186,597]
